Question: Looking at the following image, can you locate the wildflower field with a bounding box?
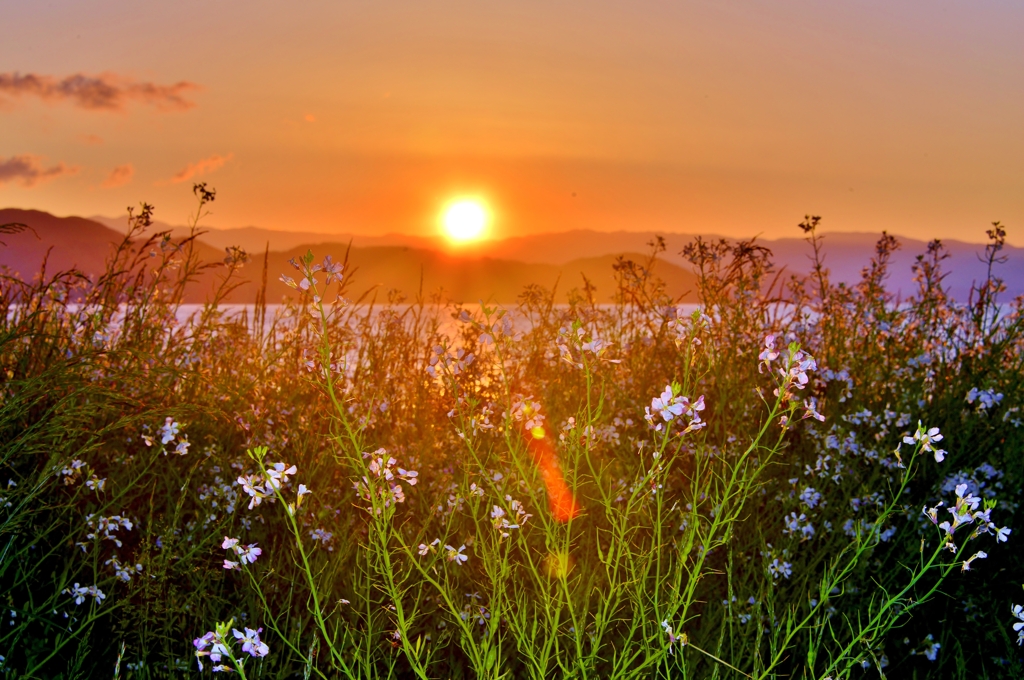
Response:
[1,194,1022,679]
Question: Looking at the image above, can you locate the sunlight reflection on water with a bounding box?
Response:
[173,303,707,337]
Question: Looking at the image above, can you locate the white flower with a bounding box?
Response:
[296,484,311,508]
[996,526,1011,543]
[1012,604,1024,646]
[445,544,469,565]
[961,551,987,572]
[265,462,297,490]
[904,422,943,456]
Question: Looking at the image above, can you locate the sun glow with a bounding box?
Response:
[441,199,490,243]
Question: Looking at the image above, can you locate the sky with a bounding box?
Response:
[1,0,1022,245]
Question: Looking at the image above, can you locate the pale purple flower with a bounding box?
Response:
[193,630,230,671]
[758,334,779,373]
[322,255,343,285]
[768,559,792,580]
[661,620,685,654]
[237,544,262,565]
[233,626,270,657]
[651,386,684,421]
[160,418,180,445]
[62,582,105,606]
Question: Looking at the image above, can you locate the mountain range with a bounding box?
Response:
[1,209,1020,304]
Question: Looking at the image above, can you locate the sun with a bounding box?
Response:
[441,199,490,243]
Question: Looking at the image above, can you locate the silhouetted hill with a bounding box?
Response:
[0,209,124,280]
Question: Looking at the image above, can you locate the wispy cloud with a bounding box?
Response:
[102,164,134,188]
[169,153,232,184]
[0,154,78,188]
[0,72,199,112]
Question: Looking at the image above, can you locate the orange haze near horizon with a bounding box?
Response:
[1,1,1022,246]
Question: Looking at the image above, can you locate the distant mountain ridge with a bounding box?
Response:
[88,213,1024,301]
[3,210,699,303]
[5,209,1021,302]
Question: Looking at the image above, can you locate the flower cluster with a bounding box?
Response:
[309,528,335,550]
[193,620,269,672]
[759,335,819,400]
[417,538,470,565]
[783,512,815,540]
[221,536,263,570]
[490,496,532,539]
[644,384,705,434]
[966,387,1003,412]
[81,513,134,550]
[353,448,418,510]
[105,556,143,582]
[58,459,86,485]
[280,252,343,292]
[237,461,298,510]
[665,307,712,349]
[57,459,107,492]
[768,558,793,580]
[63,583,105,606]
[508,395,546,435]
[903,421,947,463]
[922,483,1011,562]
[142,418,191,456]
[456,306,524,346]
[426,344,475,379]
[555,322,619,368]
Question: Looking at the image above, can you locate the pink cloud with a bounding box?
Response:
[102,163,134,188]
[0,154,78,188]
[169,153,233,184]
[0,72,199,112]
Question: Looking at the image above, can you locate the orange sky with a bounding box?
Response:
[1,1,1022,245]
